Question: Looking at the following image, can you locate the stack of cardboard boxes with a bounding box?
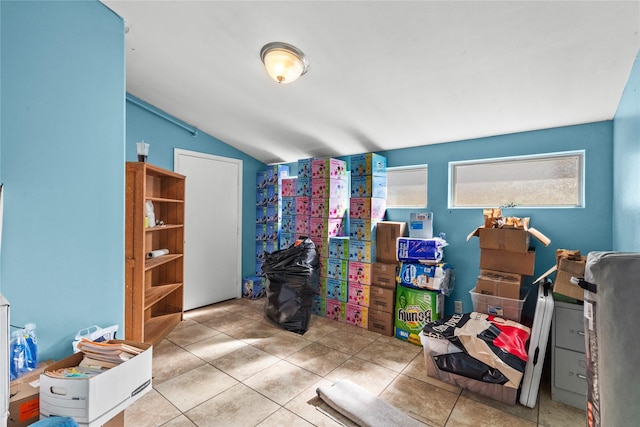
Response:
[368,221,406,336]
[246,165,289,299]
[344,154,387,329]
[467,209,550,321]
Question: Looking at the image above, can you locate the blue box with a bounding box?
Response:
[349,240,376,263]
[279,232,295,250]
[266,221,279,242]
[266,184,279,205]
[281,215,296,234]
[266,204,279,222]
[266,164,289,185]
[397,262,453,295]
[296,177,312,197]
[256,171,267,189]
[256,224,267,241]
[312,295,326,317]
[243,275,266,299]
[328,237,349,259]
[322,258,349,281]
[326,278,348,302]
[297,158,313,178]
[349,218,379,241]
[256,206,267,224]
[350,153,387,177]
[282,197,297,216]
[256,241,266,259]
[351,175,387,198]
[255,257,264,275]
[256,188,267,206]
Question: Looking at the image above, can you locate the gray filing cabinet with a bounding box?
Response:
[551,300,587,410]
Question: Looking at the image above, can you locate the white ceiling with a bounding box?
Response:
[102,1,640,164]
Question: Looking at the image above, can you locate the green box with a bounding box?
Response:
[394,284,443,346]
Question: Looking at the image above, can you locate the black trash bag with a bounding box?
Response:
[262,236,320,334]
[433,352,509,384]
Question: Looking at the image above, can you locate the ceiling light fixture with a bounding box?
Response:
[260,42,309,84]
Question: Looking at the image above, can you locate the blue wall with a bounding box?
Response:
[613,50,640,251]
[1,1,125,360]
[124,97,266,281]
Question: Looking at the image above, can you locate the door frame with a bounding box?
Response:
[174,148,243,303]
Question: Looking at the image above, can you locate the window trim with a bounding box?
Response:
[385,164,428,209]
[448,150,585,209]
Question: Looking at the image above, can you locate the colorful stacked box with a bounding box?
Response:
[295,158,313,243]
[254,165,289,277]
[280,176,297,249]
[322,236,349,321]
[310,157,349,289]
[346,153,387,329]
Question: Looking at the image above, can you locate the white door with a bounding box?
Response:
[174,149,242,310]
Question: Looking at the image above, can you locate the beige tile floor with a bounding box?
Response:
[123,298,586,427]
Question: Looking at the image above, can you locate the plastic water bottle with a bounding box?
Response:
[10,330,25,381]
[24,323,38,370]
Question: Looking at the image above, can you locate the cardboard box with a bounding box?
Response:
[348,240,376,263]
[295,197,311,216]
[369,285,395,313]
[348,261,372,285]
[375,221,408,263]
[326,299,346,322]
[467,225,550,251]
[296,177,311,197]
[394,285,443,345]
[9,361,55,427]
[328,237,349,259]
[281,197,296,215]
[350,175,387,198]
[310,217,345,238]
[347,283,370,307]
[349,218,379,241]
[368,309,394,336]
[409,212,433,239]
[553,256,587,301]
[256,171,267,189]
[295,215,310,235]
[371,262,398,289]
[350,153,387,177]
[322,258,348,281]
[311,177,349,199]
[311,198,348,218]
[420,333,517,405]
[311,158,347,179]
[345,303,368,328]
[279,233,295,250]
[326,278,348,302]
[312,295,326,317]
[479,248,536,276]
[39,340,152,427]
[266,164,289,184]
[310,236,327,258]
[349,197,386,220]
[242,275,266,299]
[476,269,523,299]
[297,158,313,178]
[281,177,297,197]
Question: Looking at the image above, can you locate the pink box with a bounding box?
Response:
[310,236,327,258]
[348,261,372,285]
[311,198,348,218]
[311,178,348,199]
[310,217,345,238]
[350,197,386,220]
[326,299,346,322]
[295,215,310,235]
[281,178,297,197]
[295,197,311,216]
[312,158,348,179]
[345,303,368,328]
[348,283,370,307]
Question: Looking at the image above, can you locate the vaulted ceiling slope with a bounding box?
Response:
[102,1,640,164]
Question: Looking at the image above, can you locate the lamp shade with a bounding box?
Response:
[260,42,309,84]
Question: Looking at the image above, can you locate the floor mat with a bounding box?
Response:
[316,379,424,427]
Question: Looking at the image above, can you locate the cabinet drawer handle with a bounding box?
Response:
[577,374,587,380]
[577,331,585,336]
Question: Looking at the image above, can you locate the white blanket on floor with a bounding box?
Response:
[316,379,424,427]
